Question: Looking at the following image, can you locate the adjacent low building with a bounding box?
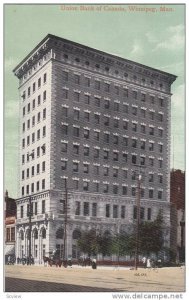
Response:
[13,34,176,263]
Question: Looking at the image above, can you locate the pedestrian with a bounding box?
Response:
[68,257,72,268]
[147,258,151,269]
[142,256,147,268]
[92,258,97,269]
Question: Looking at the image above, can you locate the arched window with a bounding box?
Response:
[72,229,81,240]
[33,229,38,239]
[41,228,46,239]
[20,230,24,240]
[56,227,64,239]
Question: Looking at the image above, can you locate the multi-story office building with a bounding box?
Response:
[13,34,176,263]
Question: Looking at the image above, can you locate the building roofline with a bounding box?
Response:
[13,33,177,83]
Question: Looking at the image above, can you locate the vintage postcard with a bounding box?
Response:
[3,1,186,299]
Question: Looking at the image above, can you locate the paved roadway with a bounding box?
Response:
[5,265,185,292]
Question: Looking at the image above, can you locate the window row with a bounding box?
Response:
[22,91,47,116]
[22,161,46,179]
[20,200,46,218]
[74,200,152,220]
[21,179,46,196]
[61,153,163,167]
[22,73,47,100]
[22,127,46,147]
[62,70,165,102]
[22,108,46,132]
[22,144,46,164]
[62,123,164,138]
[62,105,164,123]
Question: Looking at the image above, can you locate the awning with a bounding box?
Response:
[5,244,15,256]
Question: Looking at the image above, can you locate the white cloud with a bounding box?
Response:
[129,39,143,58]
[146,24,185,52]
[172,84,185,110]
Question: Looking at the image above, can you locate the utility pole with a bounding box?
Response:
[63,177,68,265]
[134,172,142,270]
[28,196,32,265]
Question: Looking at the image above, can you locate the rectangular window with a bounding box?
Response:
[104,150,109,160]
[158,175,163,184]
[84,94,90,104]
[63,89,68,99]
[113,152,118,161]
[42,179,45,189]
[132,155,137,165]
[132,107,137,115]
[43,91,46,101]
[104,83,110,92]
[22,186,24,196]
[123,104,129,113]
[84,146,89,156]
[140,157,145,166]
[84,111,90,122]
[141,109,146,118]
[149,142,154,151]
[94,97,100,107]
[43,73,47,84]
[59,200,66,214]
[94,165,99,175]
[83,164,89,173]
[32,166,34,176]
[158,129,163,137]
[26,185,29,195]
[37,164,40,174]
[133,91,137,99]
[104,116,110,126]
[61,161,67,170]
[106,204,110,217]
[95,80,100,90]
[62,125,68,135]
[114,102,119,112]
[132,187,136,197]
[140,207,145,220]
[84,129,90,139]
[114,119,119,128]
[74,92,80,102]
[73,109,79,120]
[141,93,146,102]
[122,153,128,162]
[38,78,41,88]
[35,202,38,215]
[94,182,99,192]
[113,185,118,194]
[21,206,24,218]
[149,158,154,166]
[132,123,137,132]
[104,133,110,143]
[149,111,154,120]
[122,186,127,195]
[61,143,67,153]
[104,167,109,176]
[85,77,90,87]
[32,116,35,126]
[149,189,154,199]
[104,99,110,109]
[113,168,118,178]
[73,144,79,155]
[27,103,30,113]
[141,125,146,134]
[84,202,89,215]
[43,108,46,119]
[115,86,119,95]
[37,112,40,123]
[38,95,41,106]
[133,206,137,219]
[147,208,152,220]
[121,206,125,218]
[28,87,31,97]
[113,205,118,218]
[92,203,97,217]
[74,74,80,84]
[123,88,128,97]
[32,99,35,109]
[42,161,45,172]
[75,201,80,215]
[94,131,100,141]
[94,114,100,124]
[36,181,40,191]
[141,141,145,150]
[104,184,109,194]
[23,107,25,116]
[94,148,99,158]
[42,200,45,214]
[73,162,79,172]
[73,180,79,190]
[37,129,40,140]
[27,135,30,146]
[22,155,25,164]
[158,190,163,199]
[159,160,163,168]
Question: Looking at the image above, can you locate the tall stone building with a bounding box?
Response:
[13,34,176,263]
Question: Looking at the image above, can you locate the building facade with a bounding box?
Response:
[13,34,176,263]
[5,190,17,263]
[170,169,185,262]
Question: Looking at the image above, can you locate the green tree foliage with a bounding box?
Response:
[138,210,164,256]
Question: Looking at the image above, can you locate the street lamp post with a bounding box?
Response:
[134,174,142,270]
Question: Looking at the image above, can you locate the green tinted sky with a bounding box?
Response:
[4,4,185,197]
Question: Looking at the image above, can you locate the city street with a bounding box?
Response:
[5,264,185,292]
